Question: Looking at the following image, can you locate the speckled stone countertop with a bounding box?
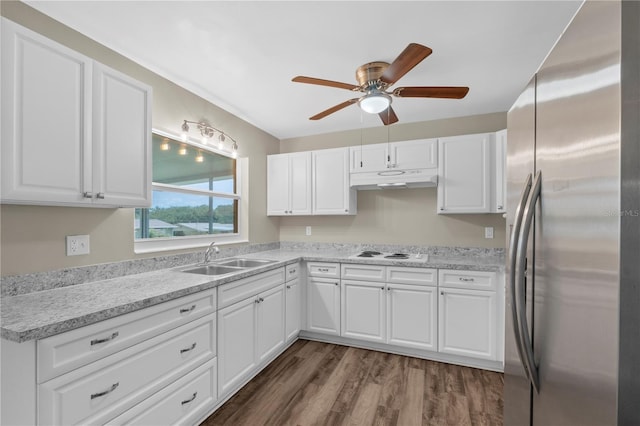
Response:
[1,247,504,343]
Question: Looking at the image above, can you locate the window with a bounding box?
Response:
[134,130,242,252]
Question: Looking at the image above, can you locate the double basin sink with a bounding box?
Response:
[180,258,277,276]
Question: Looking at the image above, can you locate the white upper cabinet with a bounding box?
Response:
[267,152,312,216]
[91,63,152,207]
[437,133,492,214]
[350,138,437,173]
[0,18,152,207]
[312,147,356,215]
[437,131,507,214]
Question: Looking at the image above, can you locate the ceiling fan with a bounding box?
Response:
[292,43,469,125]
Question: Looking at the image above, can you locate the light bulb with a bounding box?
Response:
[179,145,187,156]
[160,138,170,151]
[195,152,204,163]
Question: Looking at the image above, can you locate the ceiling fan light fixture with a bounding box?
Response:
[359,92,391,114]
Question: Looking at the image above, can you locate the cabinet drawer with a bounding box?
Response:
[341,264,386,282]
[107,358,217,426]
[38,289,216,383]
[38,314,216,426]
[285,263,300,282]
[387,267,437,286]
[438,269,497,291]
[307,262,340,278]
[218,268,284,309]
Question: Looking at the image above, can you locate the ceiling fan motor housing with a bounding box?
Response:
[356,61,390,88]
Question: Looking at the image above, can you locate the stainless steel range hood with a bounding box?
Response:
[350,168,438,190]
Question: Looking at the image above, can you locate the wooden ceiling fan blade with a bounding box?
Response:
[379,106,399,126]
[393,86,469,99]
[380,43,433,86]
[309,98,359,120]
[292,76,359,91]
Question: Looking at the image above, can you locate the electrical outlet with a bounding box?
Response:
[66,235,90,256]
[306,226,312,236]
[484,227,494,239]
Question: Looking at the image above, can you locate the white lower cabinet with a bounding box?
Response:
[307,276,341,336]
[217,272,285,398]
[438,269,499,361]
[340,265,438,350]
[285,263,301,342]
[38,313,216,426]
[107,358,217,425]
[341,280,386,343]
[387,283,438,351]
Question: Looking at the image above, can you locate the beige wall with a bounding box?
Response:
[0,2,281,275]
[279,113,507,248]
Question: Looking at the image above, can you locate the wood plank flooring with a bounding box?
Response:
[201,340,503,426]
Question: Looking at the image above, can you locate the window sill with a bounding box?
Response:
[134,234,249,254]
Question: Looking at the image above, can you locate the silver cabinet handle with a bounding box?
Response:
[440,291,444,295]
[91,331,119,346]
[180,342,197,354]
[498,205,504,210]
[318,268,329,272]
[440,207,444,211]
[286,285,291,289]
[514,171,541,393]
[334,282,339,286]
[180,305,196,314]
[459,277,475,282]
[91,382,119,399]
[83,191,93,199]
[380,286,385,290]
[259,297,264,302]
[181,392,198,405]
[289,268,296,274]
[96,192,105,199]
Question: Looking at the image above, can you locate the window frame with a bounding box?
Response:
[134,128,247,254]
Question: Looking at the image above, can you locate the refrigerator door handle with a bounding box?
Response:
[515,170,542,393]
[508,173,533,387]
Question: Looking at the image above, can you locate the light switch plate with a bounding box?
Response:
[306,226,312,236]
[66,235,90,256]
[484,227,494,239]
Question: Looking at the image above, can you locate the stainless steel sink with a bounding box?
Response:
[180,265,243,276]
[215,258,277,268]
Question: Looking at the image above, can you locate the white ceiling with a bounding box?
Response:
[25,1,582,140]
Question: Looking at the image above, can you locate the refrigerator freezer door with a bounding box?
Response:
[532,1,621,425]
[504,77,536,426]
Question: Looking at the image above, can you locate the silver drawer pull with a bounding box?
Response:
[181,391,198,405]
[83,191,93,199]
[180,342,197,354]
[318,268,329,272]
[259,297,264,303]
[459,277,475,282]
[286,285,291,289]
[91,382,119,399]
[96,192,105,199]
[90,332,119,346]
[180,305,196,314]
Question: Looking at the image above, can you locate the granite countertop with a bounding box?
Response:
[1,248,504,343]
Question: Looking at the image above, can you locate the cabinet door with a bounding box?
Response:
[312,147,355,215]
[306,277,340,335]
[217,297,257,396]
[289,152,312,215]
[285,278,301,342]
[1,18,92,205]
[341,280,385,343]
[437,133,491,213]
[267,154,290,215]
[349,143,389,173]
[493,129,507,213]
[92,63,151,207]
[391,138,437,170]
[256,284,285,364]
[387,284,437,351]
[438,288,497,360]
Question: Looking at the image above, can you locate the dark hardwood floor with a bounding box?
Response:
[201,339,504,426]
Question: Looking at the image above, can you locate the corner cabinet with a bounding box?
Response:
[267,152,312,216]
[0,18,152,208]
[312,147,356,215]
[437,131,506,214]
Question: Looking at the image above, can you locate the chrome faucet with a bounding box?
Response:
[204,241,219,263]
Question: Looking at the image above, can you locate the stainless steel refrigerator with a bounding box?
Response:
[504,1,640,425]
